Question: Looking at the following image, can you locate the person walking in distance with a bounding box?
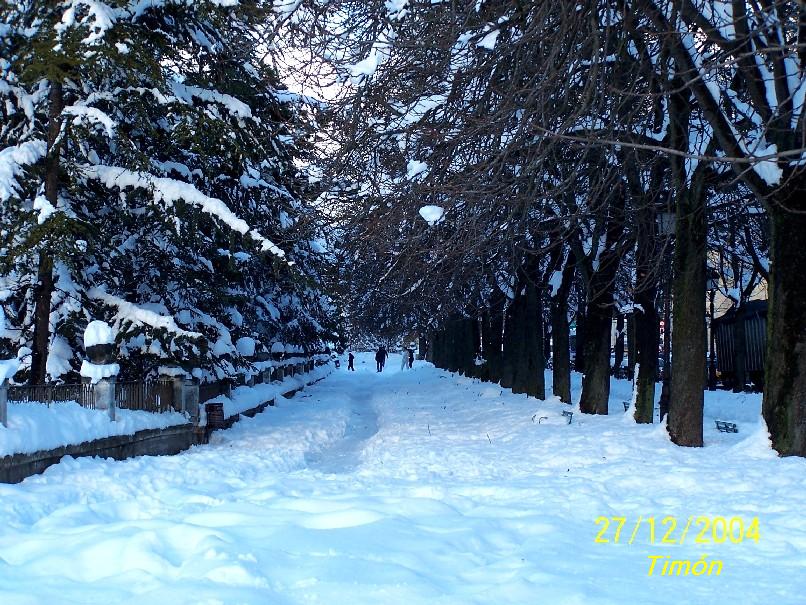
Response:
[408,348,414,369]
[400,350,408,371]
[348,352,355,371]
[375,346,388,372]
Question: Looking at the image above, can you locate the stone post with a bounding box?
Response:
[94,377,116,421]
[0,379,7,428]
[84,335,118,421]
[184,378,200,424]
[172,375,185,413]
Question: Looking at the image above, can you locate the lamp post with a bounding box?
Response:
[707,271,719,391]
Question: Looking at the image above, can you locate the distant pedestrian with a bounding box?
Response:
[348,352,355,371]
[400,351,407,371]
[375,346,388,372]
[408,348,414,369]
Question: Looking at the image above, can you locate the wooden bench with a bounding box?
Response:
[715,420,738,433]
[562,410,573,424]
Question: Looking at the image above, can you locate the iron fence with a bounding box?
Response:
[7,383,96,409]
[115,380,175,413]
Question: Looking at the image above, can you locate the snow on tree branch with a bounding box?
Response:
[80,165,288,260]
[88,286,203,339]
[0,140,47,202]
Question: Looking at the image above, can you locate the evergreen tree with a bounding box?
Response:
[0,1,334,382]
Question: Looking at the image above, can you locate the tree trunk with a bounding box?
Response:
[579,191,624,415]
[633,199,660,424]
[733,308,748,392]
[574,303,587,373]
[551,263,576,403]
[613,313,625,374]
[551,300,571,402]
[484,297,505,383]
[667,183,707,447]
[579,281,617,414]
[458,317,478,376]
[30,252,55,384]
[30,80,64,385]
[634,297,659,423]
[627,313,636,375]
[511,281,546,399]
[500,298,517,388]
[427,331,436,363]
[763,184,806,456]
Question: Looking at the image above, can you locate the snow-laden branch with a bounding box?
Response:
[88,286,203,338]
[0,140,47,202]
[63,105,116,138]
[170,82,253,120]
[80,165,288,260]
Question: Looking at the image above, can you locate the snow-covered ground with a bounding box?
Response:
[1,352,803,604]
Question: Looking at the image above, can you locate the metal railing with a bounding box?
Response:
[116,380,175,413]
[3,357,320,416]
[7,383,96,409]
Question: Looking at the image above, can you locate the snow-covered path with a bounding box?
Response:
[1,353,804,604]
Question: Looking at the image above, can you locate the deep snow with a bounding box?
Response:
[0,352,803,604]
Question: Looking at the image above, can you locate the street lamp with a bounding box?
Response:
[707,270,719,391]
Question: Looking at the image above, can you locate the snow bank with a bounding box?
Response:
[206,364,332,420]
[0,402,187,456]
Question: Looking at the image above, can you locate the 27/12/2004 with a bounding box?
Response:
[594,515,760,546]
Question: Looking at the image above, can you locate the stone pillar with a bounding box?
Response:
[94,377,116,421]
[184,378,200,424]
[171,375,185,413]
[85,338,117,421]
[0,379,7,428]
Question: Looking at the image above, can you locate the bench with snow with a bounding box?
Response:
[715,420,738,433]
[623,401,631,412]
[562,410,573,424]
